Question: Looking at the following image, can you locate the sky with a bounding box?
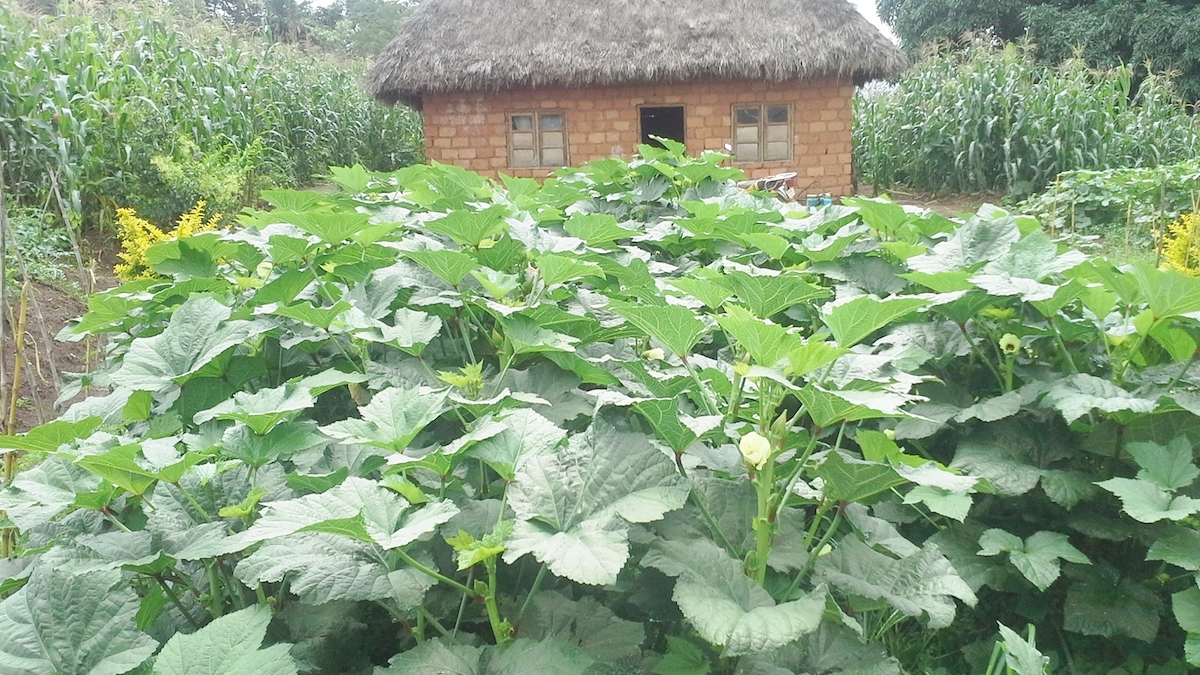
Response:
[849,0,898,43]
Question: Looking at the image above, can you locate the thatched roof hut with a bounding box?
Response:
[366,0,907,109]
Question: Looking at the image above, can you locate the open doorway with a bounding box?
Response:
[639,106,685,148]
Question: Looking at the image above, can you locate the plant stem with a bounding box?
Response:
[786,507,843,599]
[5,282,27,436]
[175,483,213,523]
[451,568,475,638]
[958,323,1006,391]
[418,606,452,638]
[689,488,738,557]
[751,458,776,585]
[102,508,133,532]
[516,563,547,625]
[774,429,822,518]
[680,355,721,416]
[482,557,512,645]
[155,576,202,630]
[395,548,478,598]
[1051,324,1079,374]
[1166,350,1199,391]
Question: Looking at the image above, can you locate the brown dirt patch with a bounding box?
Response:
[861,186,1008,218]
[1,254,118,433]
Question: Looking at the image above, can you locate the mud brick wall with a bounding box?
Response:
[421,77,854,195]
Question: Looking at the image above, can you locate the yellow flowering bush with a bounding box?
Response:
[114,202,221,281]
[1161,212,1200,276]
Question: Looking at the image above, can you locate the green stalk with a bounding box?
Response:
[1051,324,1079,375]
[482,557,513,645]
[690,488,738,556]
[680,355,721,416]
[206,562,224,618]
[750,457,776,585]
[958,323,1006,391]
[786,508,843,599]
[175,483,213,523]
[774,427,822,518]
[1166,350,1199,391]
[516,563,548,625]
[155,576,202,630]
[395,548,478,598]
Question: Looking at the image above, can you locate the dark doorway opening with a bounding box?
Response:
[639,106,686,148]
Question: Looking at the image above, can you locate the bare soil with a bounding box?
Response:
[861,186,1008,218]
[1,248,118,433]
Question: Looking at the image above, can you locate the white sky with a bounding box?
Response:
[850,0,898,43]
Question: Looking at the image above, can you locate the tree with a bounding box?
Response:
[877,0,1200,105]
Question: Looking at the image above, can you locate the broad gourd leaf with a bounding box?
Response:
[1041,374,1157,424]
[608,300,710,359]
[467,409,566,481]
[235,533,432,607]
[499,315,580,355]
[950,437,1043,497]
[631,398,720,454]
[977,529,1090,590]
[1132,261,1200,320]
[195,384,315,434]
[520,591,646,662]
[1126,437,1199,490]
[718,271,828,319]
[564,213,636,246]
[504,419,689,585]
[321,387,447,452]
[643,539,825,656]
[271,300,350,330]
[907,215,1020,274]
[153,605,297,675]
[797,385,915,429]
[669,275,733,310]
[822,296,931,348]
[113,296,266,391]
[1095,477,1200,523]
[227,477,458,552]
[815,451,905,504]
[535,254,603,287]
[0,417,101,456]
[402,249,478,286]
[1064,565,1160,642]
[425,208,507,247]
[735,622,902,675]
[1148,528,1200,570]
[716,305,802,368]
[379,638,593,675]
[814,537,976,629]
[0,566,157,675]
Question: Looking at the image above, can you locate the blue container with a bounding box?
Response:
[806,195,820,207]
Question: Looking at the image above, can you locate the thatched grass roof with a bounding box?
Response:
[366,0,907,108]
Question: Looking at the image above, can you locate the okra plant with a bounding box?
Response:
[1,143,1199,673]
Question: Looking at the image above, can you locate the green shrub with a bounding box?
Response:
[1019,159,1200,248]
[5,148,1200,673]
[854,39,1200,198]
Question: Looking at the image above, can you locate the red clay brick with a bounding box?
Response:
[420,76,855,193]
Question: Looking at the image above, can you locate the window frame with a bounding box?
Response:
[637,104,688,149]
[506,110,569,169]
[731,103,793,163]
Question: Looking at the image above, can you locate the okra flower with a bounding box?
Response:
[999,333,1021,355]
[642,347,665,361]
[740,431,772,470]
